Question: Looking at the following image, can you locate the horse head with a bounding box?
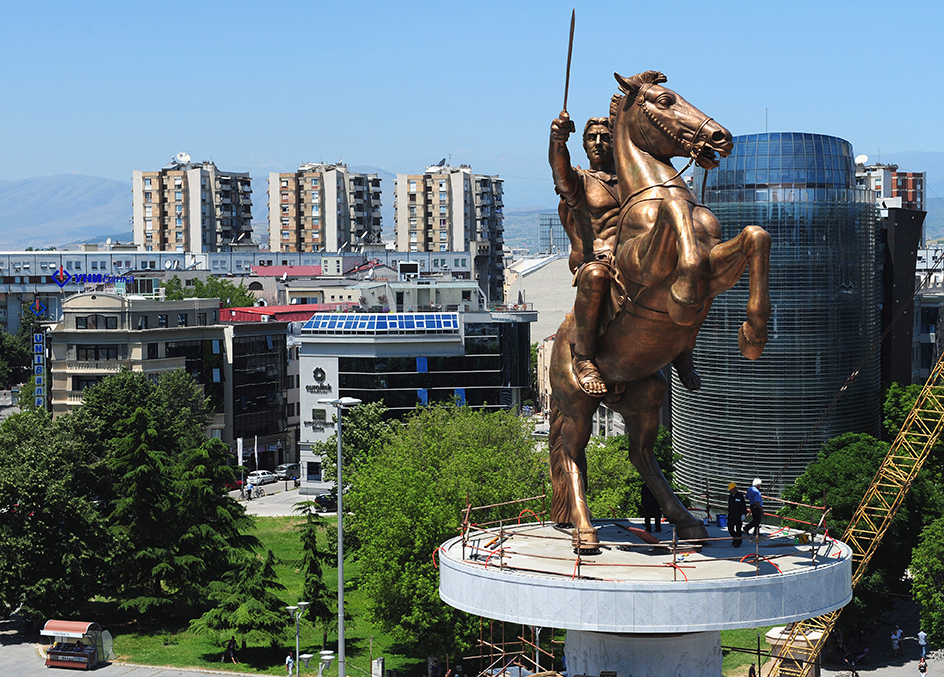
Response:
[612,70,732,169]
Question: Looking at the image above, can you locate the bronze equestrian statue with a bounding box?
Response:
[548,70,771,548]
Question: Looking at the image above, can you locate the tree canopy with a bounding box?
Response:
[345,402,546,655]
[911,517,944,647]
[162,275,257,308]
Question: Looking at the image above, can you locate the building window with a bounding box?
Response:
[313,204,320,214]
[145,233,153,242]
[177,314,188,327]
[281,191,289,202]
[174,177,182,188]
[410,244,418,252]
[175,191,182,201]
[440,231,448,241]
[281,179,288,188]
[145,219,153,230]
[147,342,159,359]
[281,205,289,214]
[282,230,290,240]
[440,244,447,251]
[137,316,148,330]
[409,180,417,192]
[158,314,168,328]
[197,312,207,326]
[409,206,417,215]
[439,205,447,215]
[175,204,182,214]
[176,218,183,226]
[144,191,152,203]
[439,192,447,201]
[144,178,151,188]
[410,231,418,242]
[311,192,319,203]
[440,219,447,226]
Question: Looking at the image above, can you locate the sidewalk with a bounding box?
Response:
[820,597,931,677]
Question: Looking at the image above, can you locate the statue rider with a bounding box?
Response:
[550,110,702,395]
[549,111,620,395]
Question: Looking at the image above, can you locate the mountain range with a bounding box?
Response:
[1,152,943,250]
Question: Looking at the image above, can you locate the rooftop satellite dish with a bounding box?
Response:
[175,152,191,164]
[855,154,869,165]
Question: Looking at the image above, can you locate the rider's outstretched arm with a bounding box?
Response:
[549,111,578,199]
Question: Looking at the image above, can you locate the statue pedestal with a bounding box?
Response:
[439,520,851,676]
[566,629,721,677]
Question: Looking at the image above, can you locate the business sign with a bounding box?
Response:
[51,265,134,288]
[33,331,45,409]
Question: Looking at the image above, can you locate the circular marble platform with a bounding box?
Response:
[438,519,852,634]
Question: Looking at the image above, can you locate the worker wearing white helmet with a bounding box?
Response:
[744,478,764,538]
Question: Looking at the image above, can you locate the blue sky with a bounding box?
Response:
[2,1,943,209]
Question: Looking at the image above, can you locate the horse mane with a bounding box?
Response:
[610,70,668,127]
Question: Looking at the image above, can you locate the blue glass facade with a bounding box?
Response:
[673,133,880,502]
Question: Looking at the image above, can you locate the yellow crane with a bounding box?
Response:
[769,354,944,677]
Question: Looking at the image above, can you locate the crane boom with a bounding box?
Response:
[770,354,944,676]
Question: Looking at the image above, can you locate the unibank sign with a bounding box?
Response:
[50,266,134,288]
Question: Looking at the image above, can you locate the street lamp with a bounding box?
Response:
[317,396,362,677]
[285,601,309,677]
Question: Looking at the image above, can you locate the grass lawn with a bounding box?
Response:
[108,515,775,676]
[111,515,425,676]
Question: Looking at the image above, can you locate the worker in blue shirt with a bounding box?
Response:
[744,478,764,538]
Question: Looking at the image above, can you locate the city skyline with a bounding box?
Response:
[2,1,944,210]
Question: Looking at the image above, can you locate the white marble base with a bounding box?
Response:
[565,629,722,677]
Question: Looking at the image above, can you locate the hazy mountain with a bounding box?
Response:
[0,174,132,249]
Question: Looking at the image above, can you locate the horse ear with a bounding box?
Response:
[614,72,640,96]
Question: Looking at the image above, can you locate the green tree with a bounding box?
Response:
[162,275,257,308]
[317,400,397,485]
[911,517,944,647]
[295,501,335,649]
[779,432,944,629]
[105,408,177,614]
[189,550,288,649]
[346,403,546,655]
[0,408,109,619]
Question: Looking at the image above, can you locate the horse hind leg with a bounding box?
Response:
[548,400,599,549]
[708,225,771,360]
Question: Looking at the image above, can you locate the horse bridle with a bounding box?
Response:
[634,82,715,161]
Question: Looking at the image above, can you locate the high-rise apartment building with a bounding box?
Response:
[394,164,505,301]
[132,154,252,253]
[268,163,382,253]
[674,132,880,502]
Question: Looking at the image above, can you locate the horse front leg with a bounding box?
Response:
[618,199,705,326]
[609,374,708,541]
[708,225,771,359]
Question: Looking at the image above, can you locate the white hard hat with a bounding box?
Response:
[752,477,763,486]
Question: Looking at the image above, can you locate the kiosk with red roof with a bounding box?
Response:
[41,620,113,670]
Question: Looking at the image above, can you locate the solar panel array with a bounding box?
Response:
[300,312,461,336]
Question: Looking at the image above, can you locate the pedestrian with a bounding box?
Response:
[892,625,903,657]
[727,482,746,547]
[223,635,238,664]
[919,655,928,674]
[641,483,662,533]
[748,663,756,677]
[919,627,928,658]
[744,478,764,538]
[286,650,295,675]
[247,480,254,501]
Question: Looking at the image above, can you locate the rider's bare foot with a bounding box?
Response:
[572,356,607,395]
[672,350,701,391]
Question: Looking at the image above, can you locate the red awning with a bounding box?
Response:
[41,620,101,638]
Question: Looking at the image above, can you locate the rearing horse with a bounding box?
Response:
[548,70,771,547]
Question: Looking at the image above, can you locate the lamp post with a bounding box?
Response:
[317,396,361,677]
[285,601,309,677]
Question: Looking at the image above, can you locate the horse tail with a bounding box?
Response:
[547,399,573,525]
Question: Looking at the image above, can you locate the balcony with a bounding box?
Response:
[65,360,130,372]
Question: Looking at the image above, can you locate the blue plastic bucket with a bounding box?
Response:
[718,514,728,529]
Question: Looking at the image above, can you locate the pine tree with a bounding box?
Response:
[295,500,335,648]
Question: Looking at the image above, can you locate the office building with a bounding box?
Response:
[394,164,505,302]
[132,154,253,253]
[268,163,382,253]
[295,279,534,493]
[674,132,880,501]
[47,293,291,467]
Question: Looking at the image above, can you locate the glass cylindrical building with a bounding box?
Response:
[673,132,880,503]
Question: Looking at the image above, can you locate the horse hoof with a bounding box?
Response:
[572,526,599,551]
[738,322,767,360]
[676,521,709,542]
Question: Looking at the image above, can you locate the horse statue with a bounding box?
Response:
[548,70,771,548]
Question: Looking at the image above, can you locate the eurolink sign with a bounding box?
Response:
[50,266,134,288]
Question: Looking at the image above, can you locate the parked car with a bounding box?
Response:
[247,470,277,485]
[313,492,338,513]
[275,463,300,480]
